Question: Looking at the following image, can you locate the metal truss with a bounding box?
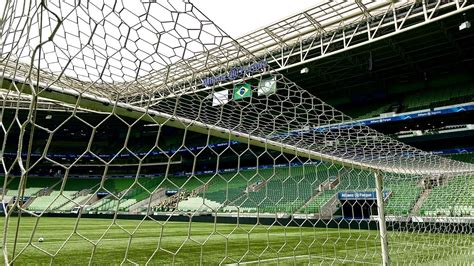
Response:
[2,1,471,106]
[253,0,473,73]
[140,0,473,106]
[0,89,96,113]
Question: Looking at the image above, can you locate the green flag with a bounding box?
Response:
[233,83,252,100]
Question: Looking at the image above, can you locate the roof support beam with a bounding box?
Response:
[355,0,372,18]
[303,12,326,33]
[264,28,286,47]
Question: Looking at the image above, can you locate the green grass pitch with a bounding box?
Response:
[0,217,472,265]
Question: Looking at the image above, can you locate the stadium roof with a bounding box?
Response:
[234,0,394,55]
[195,0,318,38]
[2,0,472,102]
[135,0,473,103]
[1,0,408,100]
[134,0,405,101]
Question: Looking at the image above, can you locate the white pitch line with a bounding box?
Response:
[227,254,380,265]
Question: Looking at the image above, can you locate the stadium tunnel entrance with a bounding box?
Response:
[337,191,390,219]
[340,199,377,219]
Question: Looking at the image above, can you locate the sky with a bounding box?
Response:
[192,0,321,38]
[0,1,320,37]
[0,0,321,80]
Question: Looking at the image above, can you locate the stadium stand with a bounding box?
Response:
[448,153,474,164]
[300,190,336,214]
[232,166,324,212]
[332,76,474,119]
[92,198,138,212]
[348,103,394,120]
[177,165,339,213]
[57,194,92,211]
[5,187,43,197]
[420,176,474,216]
[28,191,77,211]
[1,166,470,217]
[63,178,100,190]
[178,196,222,212]
[5,177,59,190]
[337,170,376,190]
[384,180,422,215]
[403,84,474,111]
[199,172,250,205]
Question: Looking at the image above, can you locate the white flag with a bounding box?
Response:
[212,90,229,106]
[258,77,277,96]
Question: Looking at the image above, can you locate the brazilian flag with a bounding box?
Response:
[233,83,252,100]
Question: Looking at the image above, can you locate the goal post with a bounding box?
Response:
[374,171,390,266]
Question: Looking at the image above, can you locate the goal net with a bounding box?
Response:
[0,0,473,264]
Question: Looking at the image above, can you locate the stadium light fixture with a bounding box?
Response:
[459,13,471,30]
[459,21,471,30]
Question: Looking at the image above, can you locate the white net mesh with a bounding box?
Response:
[1,0,473,264]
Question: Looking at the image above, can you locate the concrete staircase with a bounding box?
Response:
[411,188,432,215]
[128,188,167,213]
[296,190,322,213]
[319,193,339,218]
